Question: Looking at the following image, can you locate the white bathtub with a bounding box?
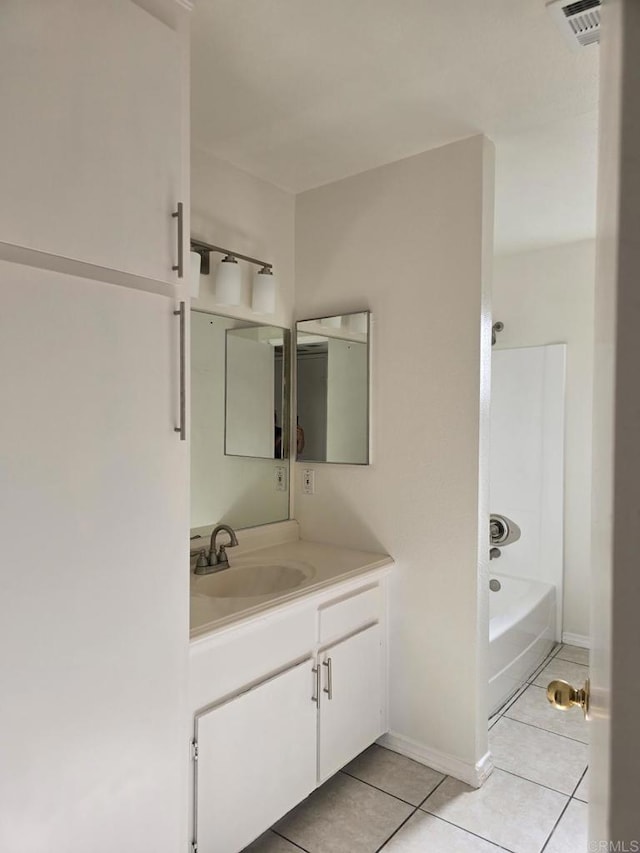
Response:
[489,573,556,716]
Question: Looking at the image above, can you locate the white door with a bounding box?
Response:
[586,0,640,845]
[318,623,384,783]
[0,0,183,283]
[195,659,318,853]
[0,262,188,852]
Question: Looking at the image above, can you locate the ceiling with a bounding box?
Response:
[191,0,599,253]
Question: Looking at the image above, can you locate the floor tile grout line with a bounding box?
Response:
[525,644,571,686]
[375,776,449,853]
[490,763,584,798]
[494,712,589,745]
[338,768,432,808]
[555,654,590,665]
[270,829,311,852]
[414,809,518,852]
[374,804,421,852]
[539,797,573,853]
[416,774,449,809]
[490,680,531,723]
[490,643,564,728]
[529,643,565,677]
[571,765,589,795]
[536,741,589,852]
[528,659,590,687]
[502,711,588,744]
[488,642,568,728]
[415,777,519,852]
[568,765,589,805]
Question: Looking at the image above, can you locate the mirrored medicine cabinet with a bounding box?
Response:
[190,308,371,535]
[295,311,371,465]
[190,310,290,532]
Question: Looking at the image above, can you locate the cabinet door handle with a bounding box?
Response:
[172,202,184,278]
[323,658,333,700]
[312,664,321,705]
[174,301,186,440]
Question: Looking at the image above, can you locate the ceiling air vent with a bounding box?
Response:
[546,0,601,49]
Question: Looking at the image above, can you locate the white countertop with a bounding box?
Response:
[190,539,393,639]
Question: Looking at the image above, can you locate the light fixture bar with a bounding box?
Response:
[190,238,272,276]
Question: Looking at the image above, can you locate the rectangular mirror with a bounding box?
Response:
[296,311,370,465]
[191,310,290,531]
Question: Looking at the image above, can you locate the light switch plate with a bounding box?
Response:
[302,468,315,495]
[275,466,287,492]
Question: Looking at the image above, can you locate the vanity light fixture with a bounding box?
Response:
[190,237,276,312]
[214,254,242,306]
[251,265,277,314]
[189,250,202,299]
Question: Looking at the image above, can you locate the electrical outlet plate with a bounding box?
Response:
[302,468,315,495]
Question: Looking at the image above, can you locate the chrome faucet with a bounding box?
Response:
[194,524,239,575]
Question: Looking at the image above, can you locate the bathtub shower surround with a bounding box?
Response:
[488,574,555,716]
[489,344,566,712]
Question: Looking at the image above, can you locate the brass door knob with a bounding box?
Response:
[547,678,590,720]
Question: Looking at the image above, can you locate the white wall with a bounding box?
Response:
[190,146,296,530]
[294,136,494,782]
[191,145,295,329]
[490,345,566,635]
[493,242,595,641]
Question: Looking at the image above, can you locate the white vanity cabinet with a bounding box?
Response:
[0,0,186,284]
[195,659,318,853]
[318,622,383,783]
[189,572,390,853]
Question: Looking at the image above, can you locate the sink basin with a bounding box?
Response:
[192,560,315,599]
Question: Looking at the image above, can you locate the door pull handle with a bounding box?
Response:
[323,657,333,700]
[172,202,184,278]
[174,301,186,440]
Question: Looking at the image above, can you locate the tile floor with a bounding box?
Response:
[245,644,589,853]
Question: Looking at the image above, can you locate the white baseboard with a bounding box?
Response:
[378,732,494,789]
[562,632,591,649]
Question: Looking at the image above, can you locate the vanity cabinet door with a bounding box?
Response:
[0,0,184,283]
[195,658,317,853]
[318,623,385,783]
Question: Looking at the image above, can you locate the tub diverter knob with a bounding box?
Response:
[546,678,590,720]
[490,514,521,547]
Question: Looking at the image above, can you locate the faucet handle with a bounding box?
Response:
[217,538,238,566]
[218,542,234,558]
[195,549,209,569]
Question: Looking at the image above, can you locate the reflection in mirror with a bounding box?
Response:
[296,311,370,465]
[191,310,290,532]
[225,325,286,459]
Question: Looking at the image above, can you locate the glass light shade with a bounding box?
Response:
[251,268,277,314]
[214,255,242,305]
[189,250,201,299]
